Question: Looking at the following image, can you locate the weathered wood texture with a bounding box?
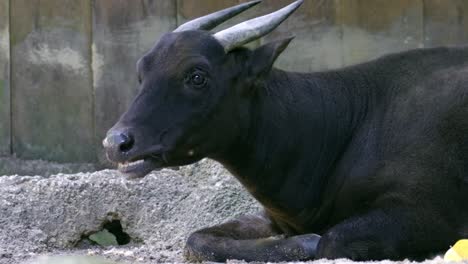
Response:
[423,0,468,46]
[10,0,94,162]
[260,0,343,71]
[0,0,10,156]
[3,0,468,163]
[339,0,424,65]
[93,0,177,163]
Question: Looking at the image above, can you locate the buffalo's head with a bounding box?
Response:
[103,0,302,178]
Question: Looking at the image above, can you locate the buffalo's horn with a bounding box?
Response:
[213,0,303,52]
[174,0,262,32]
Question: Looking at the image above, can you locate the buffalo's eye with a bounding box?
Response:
[186,70,207,89]
[192,74,204,85]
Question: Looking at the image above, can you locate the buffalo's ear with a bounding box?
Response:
[248,36,294,78]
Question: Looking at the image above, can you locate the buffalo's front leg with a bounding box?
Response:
[184,213,320,262]
[317,207,456,260]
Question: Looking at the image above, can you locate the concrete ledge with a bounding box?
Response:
[0,159,259,263]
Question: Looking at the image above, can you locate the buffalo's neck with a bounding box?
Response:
[212,67,372,231]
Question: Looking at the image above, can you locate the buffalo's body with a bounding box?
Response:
[214,46,468,259]
[103,1,468,261]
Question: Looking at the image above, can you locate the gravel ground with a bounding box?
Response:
[0,158,451,264]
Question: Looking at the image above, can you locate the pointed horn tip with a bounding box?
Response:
[213,0,304,52]
[288,0,305,11]
[247,0,262,6]
[174,0,262,33]
[236,0,262,10]
[234,0,262,9]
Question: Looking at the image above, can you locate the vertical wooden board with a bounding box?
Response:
[93,1,177,163]
[0,0,10,156]
[423,0,468,47]
[339,0,424,66]
[11,0,95,162]
[259,0,342,72]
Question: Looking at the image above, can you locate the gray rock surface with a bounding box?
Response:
[0,159,259,263]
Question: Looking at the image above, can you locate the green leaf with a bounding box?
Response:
[88,229,119,247]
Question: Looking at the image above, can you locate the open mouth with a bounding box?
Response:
[117,155,165,179]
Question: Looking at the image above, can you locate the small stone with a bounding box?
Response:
[0,252,12,258]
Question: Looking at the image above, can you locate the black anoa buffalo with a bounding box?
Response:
[103,0,468,262]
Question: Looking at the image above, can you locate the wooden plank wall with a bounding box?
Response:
[423,0,468,46]
[339,0,424,65]
[0,0,10,156]
[1,0,468,163]
[10,0,94,162]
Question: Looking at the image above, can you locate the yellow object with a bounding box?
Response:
[444,239,468,262]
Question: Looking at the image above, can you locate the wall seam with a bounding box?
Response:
[8,0,13,155]
[421,0,426,48]
[89,0,96,162]
[175,0,179,28]
[336,0,345,67]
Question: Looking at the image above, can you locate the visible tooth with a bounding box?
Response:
[102,137,109,148]
[129,160,142,166]
[119,159,144,169]
[188,150,194,156]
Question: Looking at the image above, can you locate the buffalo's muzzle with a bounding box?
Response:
[103,130,135,162]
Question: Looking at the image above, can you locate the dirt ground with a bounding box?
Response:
[0,158,451,264]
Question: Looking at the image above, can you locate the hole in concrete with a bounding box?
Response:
[77,220,132,248]
[103,220,131,245]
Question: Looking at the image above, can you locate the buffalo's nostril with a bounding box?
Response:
[118,133,134,153]
[103,131,135,154]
